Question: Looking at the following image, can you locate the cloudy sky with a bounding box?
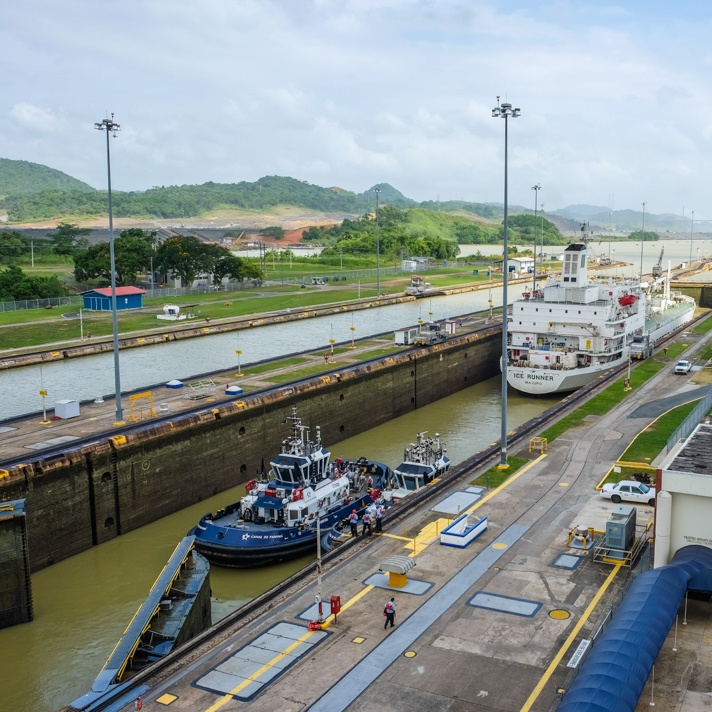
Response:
[1,0,710,215]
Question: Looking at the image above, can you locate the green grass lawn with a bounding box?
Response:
[691,311,712,335]
[470,456,529,488]
[540,359,666,443]
[620,399,700,464]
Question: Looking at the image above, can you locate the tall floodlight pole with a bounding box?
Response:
[492,97,520,469]
[374,187,381,298]
[639,201,646,278]
[540,203,545,270]
[690,210,695,264]
[95,115,124,424]
[531,184,541,290]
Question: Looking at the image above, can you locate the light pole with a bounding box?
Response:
[690,210,695,265]
[639,201,646,278]
[531,184,541,290]
[540,203,545,271]
[492,97,520,469]
[95,114,124,424]
[374,187,381,298]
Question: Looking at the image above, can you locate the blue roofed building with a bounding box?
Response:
[80,286,146,311]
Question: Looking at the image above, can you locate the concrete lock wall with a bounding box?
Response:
[0,328,501,571]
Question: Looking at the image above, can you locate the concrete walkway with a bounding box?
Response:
[121,325,712,712]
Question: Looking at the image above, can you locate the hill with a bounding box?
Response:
[0,158,95,197]
[0,174,500,224]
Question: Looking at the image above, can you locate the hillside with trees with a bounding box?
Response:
[0,158,94,197]
[0,172,503,224]
[302,206,565,260]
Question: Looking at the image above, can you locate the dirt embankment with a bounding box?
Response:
[11,208,352,240]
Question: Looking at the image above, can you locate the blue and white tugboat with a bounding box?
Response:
[191,408,391,567]
[389,431,450,502]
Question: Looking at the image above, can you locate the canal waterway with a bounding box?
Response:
[2,240,702,421]
[2,288,504,421]
[0,375,557,712]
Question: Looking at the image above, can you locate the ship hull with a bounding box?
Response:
[507,357,626,395]
[507,300,695,396]
[191,493,375,568]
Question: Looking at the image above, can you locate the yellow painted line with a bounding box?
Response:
[319,584,375,629]
[381,533,412,542]
[204,628,319,712]
[405,518,449,557]
[519,564,622,712]
[205,584,378,709]
[401,454,548,558]
[466,453,548,516]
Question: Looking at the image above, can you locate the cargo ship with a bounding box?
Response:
[505,243,695,395]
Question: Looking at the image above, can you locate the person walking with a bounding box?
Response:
[362,510,372,536]
[349,509,359,537]
[383,597,396,629]
[374,504,383,533]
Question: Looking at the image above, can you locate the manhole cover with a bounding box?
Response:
[549,609,571,620]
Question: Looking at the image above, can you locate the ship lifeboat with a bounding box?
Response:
[619,294,637,306]
[522,291,531,299]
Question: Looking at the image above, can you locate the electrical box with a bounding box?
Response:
[605,505,636,551]
[54,400,80,419]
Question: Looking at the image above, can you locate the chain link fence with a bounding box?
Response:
[0,266,408,312]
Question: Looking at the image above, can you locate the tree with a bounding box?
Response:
[260,226,285,240]
[155,235,215,286]
[0,232,27,261]
[212,254,264,283]
[0,266,67,300]
[47,222,91,256]
[73,228,156,285]
[627,230,659,242]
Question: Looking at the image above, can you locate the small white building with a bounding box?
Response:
[492,256,535,274]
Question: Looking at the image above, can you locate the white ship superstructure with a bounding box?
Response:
[506,242,694,395]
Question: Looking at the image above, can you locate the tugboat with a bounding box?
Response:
[190,408,391,567]
[389,431,450,502]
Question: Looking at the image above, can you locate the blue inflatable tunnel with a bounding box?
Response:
[558,545,712,712]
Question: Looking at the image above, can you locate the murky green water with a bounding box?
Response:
[0,376,556,711]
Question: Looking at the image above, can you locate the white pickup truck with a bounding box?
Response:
[675,360,692,374]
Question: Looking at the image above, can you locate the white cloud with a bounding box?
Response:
[9,103,60,132]
[0,0,711,214]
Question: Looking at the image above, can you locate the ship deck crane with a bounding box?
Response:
[652,246,664,278]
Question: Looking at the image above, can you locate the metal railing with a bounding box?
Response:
[0,296,80,312]
[666,389,712,453]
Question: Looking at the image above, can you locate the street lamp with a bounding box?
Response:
[95,114,124,425]
[492,97,521,469]
[374,187,381,298]
[690,210,695,265]
[639,201,646,278]
[531,184,541,290]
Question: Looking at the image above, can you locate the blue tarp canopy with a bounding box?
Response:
[558,545,712,712]
[254,495,285,510]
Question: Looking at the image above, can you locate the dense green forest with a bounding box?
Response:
[0,158,94,197]
[303,206,565,257]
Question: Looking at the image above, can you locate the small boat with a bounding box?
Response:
[389,431,450,502]
[190,408,392,567]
